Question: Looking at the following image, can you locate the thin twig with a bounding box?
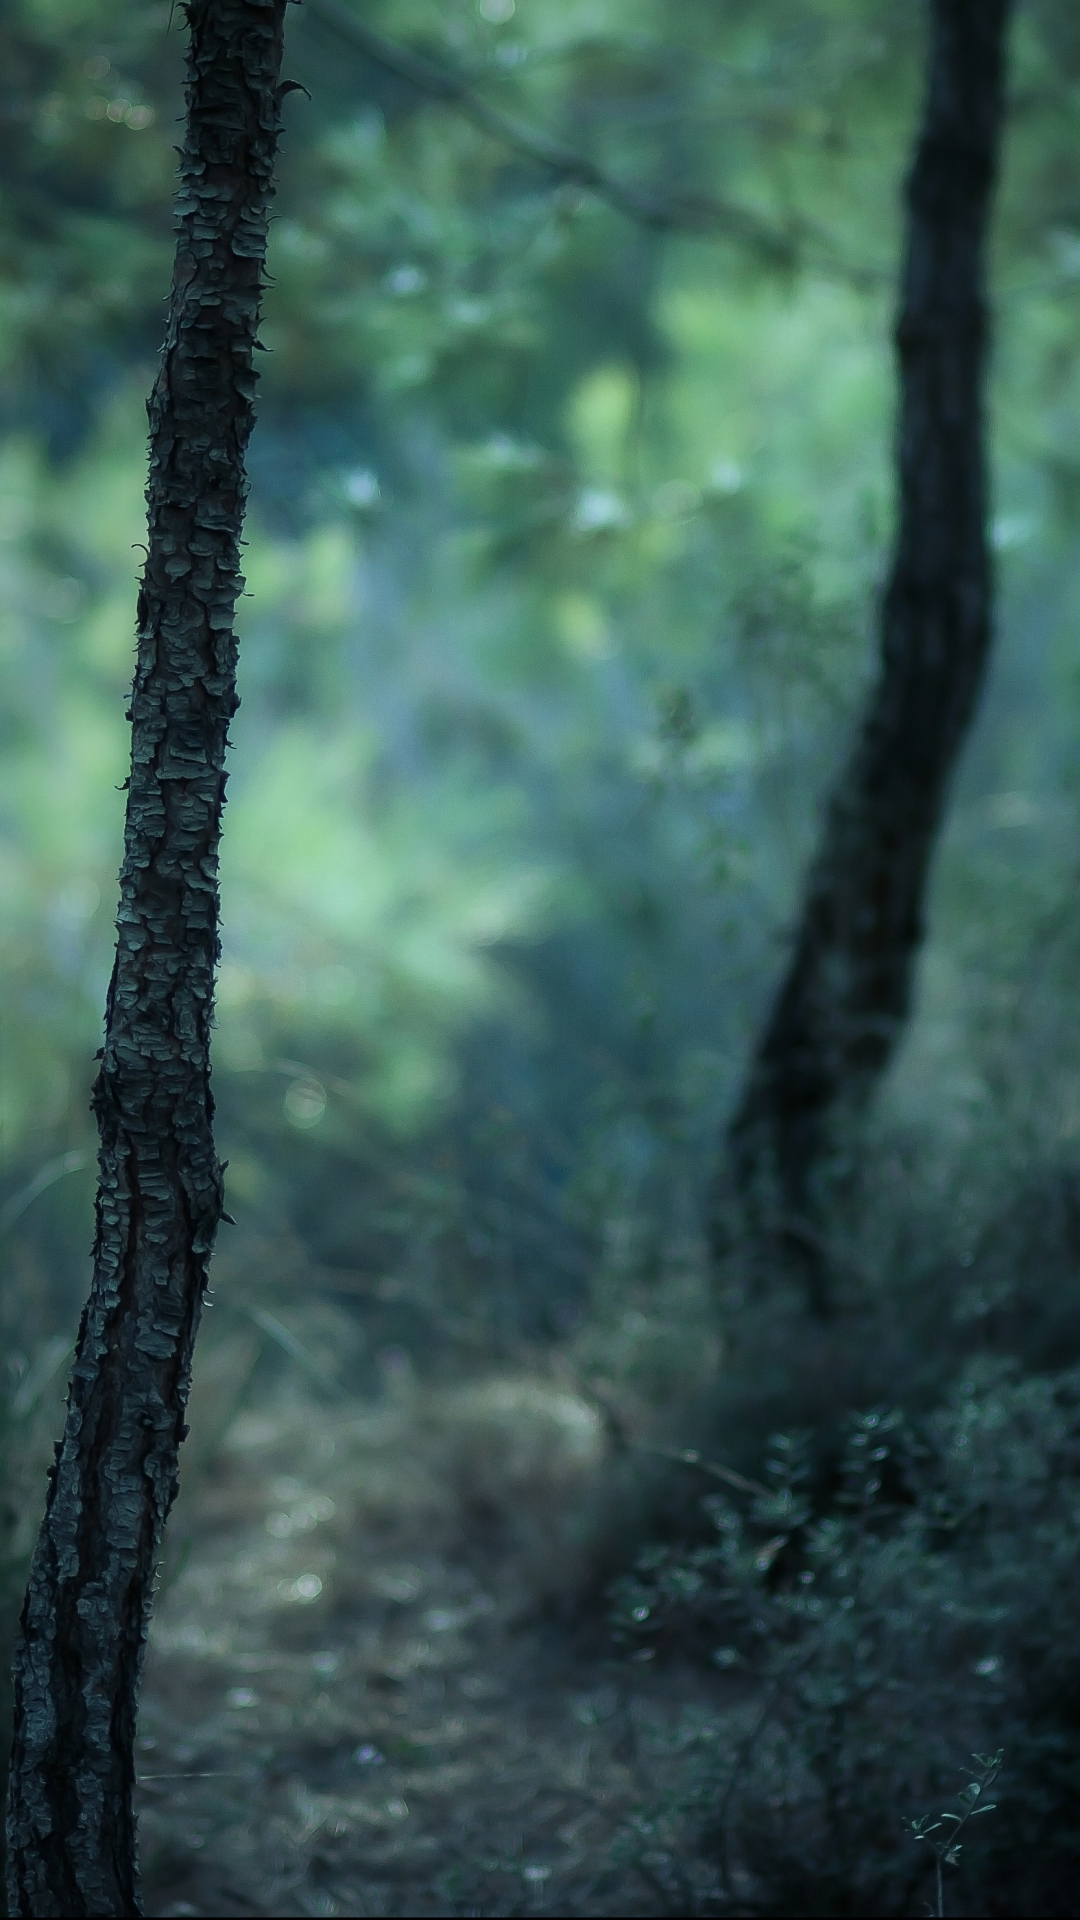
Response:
[0,1150,89,1235]
[243,1304,348,1399]
[136,1771,246,1782]
[561,1367,770,1496]
[635,1441,769,1499]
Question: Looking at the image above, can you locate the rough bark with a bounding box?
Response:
[5,4,288,1913]
[718,0,1014,1317]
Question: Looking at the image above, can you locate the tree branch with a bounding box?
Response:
[306,0,805,266]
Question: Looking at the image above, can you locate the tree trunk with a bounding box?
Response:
[5,4,288,1912]
[717,0,1014,1317]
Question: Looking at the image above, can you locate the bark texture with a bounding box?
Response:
[719,0,1014,1316]
[5,4,288,1913]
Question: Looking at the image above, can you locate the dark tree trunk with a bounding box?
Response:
[5,3,288,1912]
[717,0,1014,1317]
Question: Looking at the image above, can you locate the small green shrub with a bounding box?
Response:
[908,1749,1002,1918]
[610,1366,1080,1915]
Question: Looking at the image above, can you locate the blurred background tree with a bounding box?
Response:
[723,0,1013,1319]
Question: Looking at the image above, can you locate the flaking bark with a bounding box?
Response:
[5,3,288,1913]
[718,0,1014,1316]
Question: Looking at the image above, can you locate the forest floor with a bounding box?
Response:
[139,1363,746,1918]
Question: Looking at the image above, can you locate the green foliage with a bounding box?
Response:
[2,0,1079,1231]
[4,2,1080,1910]
[609,1367,1080,1914]
[908,1751,1003,1920]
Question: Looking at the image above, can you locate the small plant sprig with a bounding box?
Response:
[908,1751,1003,1917]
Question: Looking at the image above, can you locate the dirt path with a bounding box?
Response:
[139,1377,743,1917]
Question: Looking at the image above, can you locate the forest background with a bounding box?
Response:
[3,1,1080,1914]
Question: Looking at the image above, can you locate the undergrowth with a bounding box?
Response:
[609,1363,1080,1915]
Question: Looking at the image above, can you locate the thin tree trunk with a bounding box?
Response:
[717,0,1014,1317]
[5,4,288,1912]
